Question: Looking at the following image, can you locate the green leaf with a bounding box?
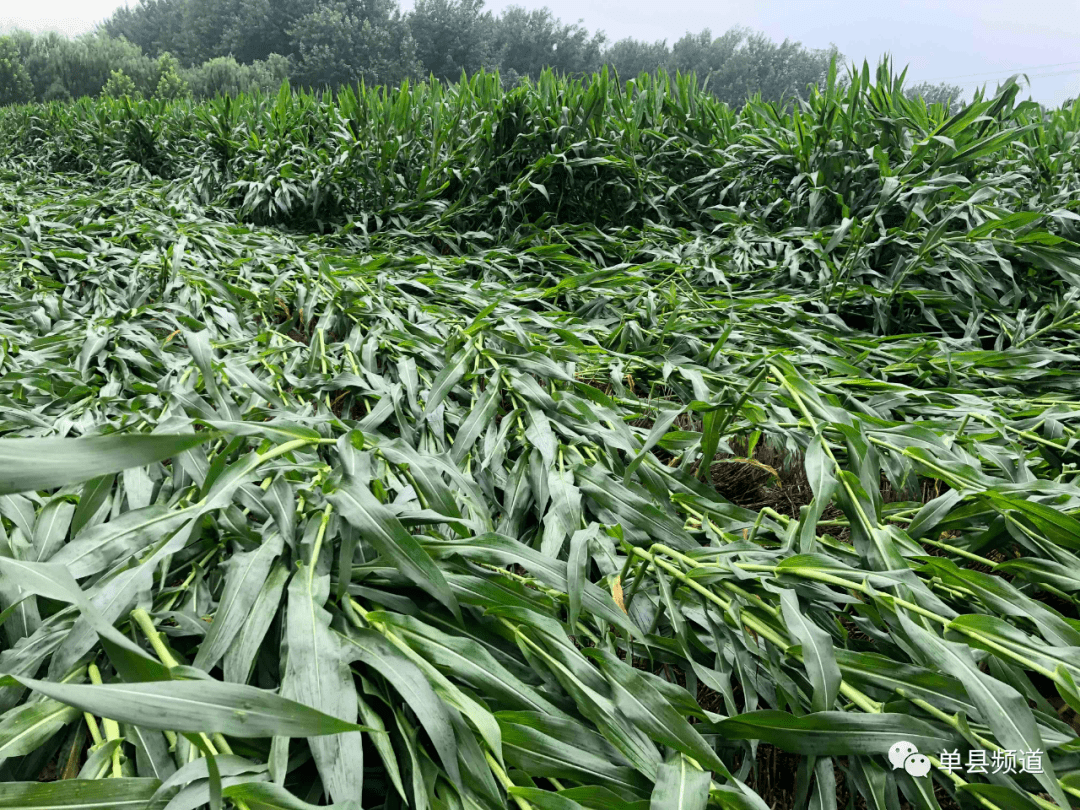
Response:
[357,691,407,803]
[79,738,122,779]
[330,477,461,622]
[957,783,1044,810]
[425,343,475,415]
[780,590,841,712]
[123,723,176,781]
[496,710,652,798]
[557,786,650,810]
[203,421,321,442]
[280,568,364,803]
[898,613,1068,808]
[222,782,361,810]
[649,754,710,810]
[341,626,462,789]
[68,475,112,540]
[0,557,170,682]
[0,697,80,762]
[509,787,585,810]
[193,533,284,672]
[50,504,194,579]
[223,563,290,684]
[10,676,371,738]
[451,375,501,464]
[716,710,956,755]
[366,610,567,716]
[0,779,162,809]
[586,648,731,779]
[567,525,595,631]
[422,532,640,639]
[624,407,683,485]
[0,433,216,495]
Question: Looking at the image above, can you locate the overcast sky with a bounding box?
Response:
[4,0,1078,106]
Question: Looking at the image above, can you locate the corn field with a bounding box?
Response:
[1,61,1080,810]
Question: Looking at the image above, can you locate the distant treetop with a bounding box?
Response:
[0,0,975,109]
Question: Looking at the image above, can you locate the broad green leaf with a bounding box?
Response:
[423,532,640,639]
[0,434,215,495]
[123,723,176,781]
[716,710,956,755]
[0,779,162,809]
[586,648,731,779]
[49,504,194,579]
[0,697,80,762]
[357,692,407,803]
[898,613,1068,808]
[193,533,284,672]
[649,754,710,810]
[330,477,461,622]
[780,590,840,712]
[222,782,361,810]
[509,787,585,810]
[203,420,321,442]
[341,626,462,789]
[366,610,568,716]
[223,563,290,684]
[624,407,683,484]
[69,474,114,540]
[281,568,364,803]
[425,343,475,415]
[496,711,652,797]
[9,676,371,738]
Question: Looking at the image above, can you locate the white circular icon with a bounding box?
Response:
[904,754,931,778]
[888,741,918,770]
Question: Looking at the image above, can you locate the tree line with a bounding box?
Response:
[0,0,966,110]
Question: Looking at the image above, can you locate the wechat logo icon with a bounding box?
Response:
[889,741,931,777]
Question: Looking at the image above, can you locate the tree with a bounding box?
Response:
[490,5,605,78]
[177,0,237,65]
[217,0,318,64]
[661,28,838,107]
[19,31,68,101]
[183,53,291,98]
[82,34,157,98]
[0,36,33,106]
[603,37,671,80]
[669,28,742,79]
[103,68,139,99]
[904,81,965,115]
[408,0,495,82]
[44,80,72,102]
[289,0,419,90]
[155,52,191,99]
[101,0,187,61]
[707,32,837,106]
[251,54,293,91]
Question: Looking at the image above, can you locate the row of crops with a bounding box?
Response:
[1,62,1080,810]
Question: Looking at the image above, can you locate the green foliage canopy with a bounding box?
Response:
[0,36,35,106]
[288,0,420,89]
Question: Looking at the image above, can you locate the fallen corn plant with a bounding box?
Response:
[0,60,1080,810]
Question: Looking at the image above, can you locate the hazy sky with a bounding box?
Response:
[4,0,1078,105]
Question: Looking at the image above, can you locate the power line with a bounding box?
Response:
[1026,68,1080,80]
[922,60,1080,82]
[947,67,1080,87]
